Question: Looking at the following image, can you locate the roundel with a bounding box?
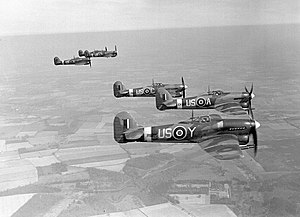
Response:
[172,126,187,140]
[196,97,206,107]
[144,88,151,95]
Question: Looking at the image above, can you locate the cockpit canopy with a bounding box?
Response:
[154,82,164,87]
[210,90,224,96]
[179,114,222,124]
[194,115,211,123]
[194,114,223,123]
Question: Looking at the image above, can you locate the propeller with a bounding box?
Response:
[88,57,91,68]
[207,85,211,94]
[181,77,186,98]
[246,85,259,157]
[245,83,255,119]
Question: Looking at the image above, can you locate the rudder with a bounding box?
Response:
[113,81,126,97]
[54,57,62,65]
[114,111,138,143]
[155,87,173,110]
[78,50,84,56]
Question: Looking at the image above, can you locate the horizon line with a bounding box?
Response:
[1,22,299,38]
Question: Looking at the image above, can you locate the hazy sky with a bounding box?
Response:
[0,0,299,35]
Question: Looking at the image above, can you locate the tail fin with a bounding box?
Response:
[78,50,84,56]
[114,111,138,143]
[54,57,62,65]
[115,45,117,52]
[155,87,174,110]
[105,47,108,52]
[113,81,126,97]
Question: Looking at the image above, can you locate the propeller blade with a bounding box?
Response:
[249,100,254,119]
[253,127,258,156]
[250,83,253,95]
[181,77,186,98]
[89,58,91,68]
[248,125,258,156]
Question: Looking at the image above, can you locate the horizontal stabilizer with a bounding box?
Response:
[124,127,144,140]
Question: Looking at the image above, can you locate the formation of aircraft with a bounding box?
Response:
[113,78,259,160]
[53,45,117,67]
[78,46,118,58]
[53,47,259,161]
[113,77,187,98]
[113,105,260,160]
[54,56,91,67]
[155,84,255,115]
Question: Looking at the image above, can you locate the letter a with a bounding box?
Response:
[206,98,211,105]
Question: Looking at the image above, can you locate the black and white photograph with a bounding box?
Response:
[0,1,299,216]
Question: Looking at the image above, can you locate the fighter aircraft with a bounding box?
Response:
[79,45,118,58]
[113,107,260,160]
[113,77,188,98]
[54,56,91,67]
[155,84,255,115]
[78,48,106,58]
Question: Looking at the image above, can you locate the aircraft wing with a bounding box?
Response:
[196,134,243,160]
[215,102,248,115]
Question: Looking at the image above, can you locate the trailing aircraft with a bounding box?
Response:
[113,77,187,98]
[155,84,255,115]
[79,45,117,58]
[54,56,91,67]
[113,107,260,160]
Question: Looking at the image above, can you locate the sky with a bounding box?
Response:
[0,0,299,36]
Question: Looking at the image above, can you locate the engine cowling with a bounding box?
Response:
[241,102,249,108]
[238,135,249,145]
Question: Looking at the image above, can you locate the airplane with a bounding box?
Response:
[113,107,260,160]
[113,77,188,98]
[79,45,118,58]
[54,56,91,67]
[78,48,106,58]
[155,84,255,115]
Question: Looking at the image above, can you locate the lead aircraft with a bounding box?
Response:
[79,46,117,58]
[113,107,260,160]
